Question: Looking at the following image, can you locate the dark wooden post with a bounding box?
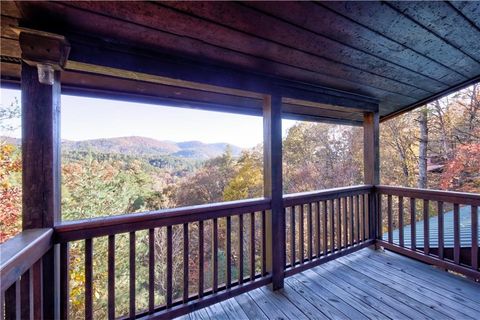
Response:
[363,112,380,242]
[19,29,70,319]
[263,93,285,290]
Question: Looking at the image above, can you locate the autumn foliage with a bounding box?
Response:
[0,143,22,242]
[441,143,480,192]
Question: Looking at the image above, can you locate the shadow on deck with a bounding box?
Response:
[181,248,480,319]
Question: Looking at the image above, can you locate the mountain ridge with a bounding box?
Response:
[1,136,243,160]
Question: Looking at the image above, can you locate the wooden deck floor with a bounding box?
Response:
[179,248,480,319]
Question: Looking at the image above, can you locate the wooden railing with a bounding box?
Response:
[0,228,53,319]
[54,198,271,319]
[376,185,479,280]
[283,185,375,276]
[3,184,478,319]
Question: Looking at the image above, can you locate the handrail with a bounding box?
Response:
[283,184,373,207]
[0,228,53,292]
[55,197,271,242]
[376,185,479,280]
[376,185,480,205]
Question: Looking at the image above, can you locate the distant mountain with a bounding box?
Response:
[1,136,243,160]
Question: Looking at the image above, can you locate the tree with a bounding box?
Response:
[223,150,263,201]
[417,107,428,189]
[283,122,363,193]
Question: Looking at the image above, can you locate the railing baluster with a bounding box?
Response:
[198,221,204,297]
[377,194,382,242]
[183,223,189,303]
[316,202,321,257]
[250,212,255,281]
[238,214,244,284]
[20,269,30,320]
[330,200,335,252]
[454,204,460,264]
[299,205,304,263]
[290,206,296,266]
[387,195,393,243]
[261,210,266,276]
[399,196,404,247]
[32,260,41,320]
[350,196,354,245]
[4,280,19,320]
[60,243,70,320]
[472,205,478,271]
[166,226,173,307]
[129,232,136,318]
[356,195,360,245]
[365,194,370,240]
[226,216,232,287]
[337,198,342,249]
[213,218,219,291]
[322,201,328,255]
[343,198,348,247]
[438,202,444,260]
[85,238,93,320]
[308,203,313,260]
[410,198,416,251]
[362,194,367,241]
[108,235,116,319]
[423,200,430,255]
[148,230,154,313]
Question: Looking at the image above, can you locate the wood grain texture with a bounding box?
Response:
[263,93,284,289]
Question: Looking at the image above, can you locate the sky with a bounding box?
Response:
[1,88,297,149]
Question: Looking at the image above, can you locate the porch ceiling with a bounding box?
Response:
[1,1,480,123]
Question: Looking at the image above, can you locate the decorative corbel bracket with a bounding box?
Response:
[13,27,70,84]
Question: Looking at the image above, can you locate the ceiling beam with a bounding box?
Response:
[63,34,379,112]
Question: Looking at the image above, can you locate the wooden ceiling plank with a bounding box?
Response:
[59,1,431,99]
[0,1,21,19]
[322,1,480,79]
[381,74,480,122]
[282,103,363,122]
[387,1,480,64]
[159,1,448,94]
[243,1,466,86]
[1,37,20,58]
[1,15,19,40]
[16,1,414,107]
[449,1,480,31]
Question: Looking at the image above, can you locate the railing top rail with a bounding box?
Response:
[283,184,373,206]
[55,198,271,243]
[376,185,480,206]
[0,228,53,292]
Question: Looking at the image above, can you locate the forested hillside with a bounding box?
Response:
[1,84,478,318]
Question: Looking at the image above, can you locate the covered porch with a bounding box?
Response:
[1,1,480,319]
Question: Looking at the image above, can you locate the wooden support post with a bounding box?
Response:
[19,29,69,320]
[263,93,284,290]
[363,112,380,243]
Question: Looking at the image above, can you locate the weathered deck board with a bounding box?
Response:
[176,248,480,319]
[350,252,480,313]
[339,254,476,319]
[365,248,480,302]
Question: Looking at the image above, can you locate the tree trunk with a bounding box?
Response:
[417,107,428,189]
